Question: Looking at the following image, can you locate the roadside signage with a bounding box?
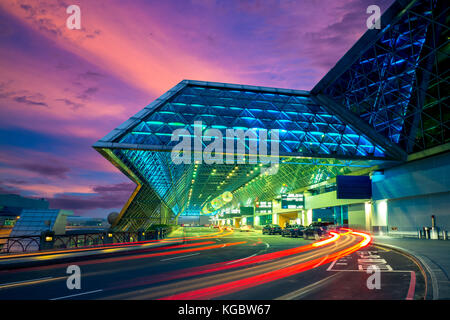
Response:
[281,193,304,209]
[255,201,272,214]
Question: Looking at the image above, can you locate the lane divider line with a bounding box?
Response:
[275,272,342,300]
[50,289,103,300]
[226,254,257,265]
[0,276,53,288]
[160,253,200,262]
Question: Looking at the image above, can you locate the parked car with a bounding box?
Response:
[302,222,333,240]
[211,224,220,229]
[262,224,282,235]
[240,225,252,232]
[223,225,234,231]
[281,224,305,237]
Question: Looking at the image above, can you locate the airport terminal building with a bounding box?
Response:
[94,0,449,235]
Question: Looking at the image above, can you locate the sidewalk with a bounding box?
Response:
[374,236,450,300]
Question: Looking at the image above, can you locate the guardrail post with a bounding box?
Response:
[40,231,55,251]
[138,230,145,242]
[104,231,114,244]
[442,230,448,240]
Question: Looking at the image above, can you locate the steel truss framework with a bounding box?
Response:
[313,0,449,153]
[94,0,448,231]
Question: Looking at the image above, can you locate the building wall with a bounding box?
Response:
[305,191,367,209]
[372,151,450,232]
[347,203,366,230]
[387,192,450,231]
[177,215,199,225]
[373,152,450,200]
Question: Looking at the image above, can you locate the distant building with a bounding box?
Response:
[66,216,109,232]
[9,209,73,237]
[0,194,51,250]
[2,209,73,252]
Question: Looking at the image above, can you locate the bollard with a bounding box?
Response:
[431,227,439,240]
[104,231,114,244]
[138,229,145,242]
[443,230,448,241]
[424,227,431,239]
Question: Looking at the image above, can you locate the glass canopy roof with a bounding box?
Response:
[94,81,392,229]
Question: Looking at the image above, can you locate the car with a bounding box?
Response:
[281,224,305,237]
[302,222,333,240]
[223,225,234,231]
[240,225,252,232]
[212,224,220,229]
[262,224,282,235]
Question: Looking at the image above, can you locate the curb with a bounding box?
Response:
[373,241,441,300]
[0,240,183,271]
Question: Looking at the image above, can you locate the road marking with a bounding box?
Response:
[160,253,200,261]
[225,254,257,265]
[50,289,103,300]
[215,238,222,242]
[275,272,342,300]
[0,277,53,289]
[327,259,338,271]
[265,243,270,248]
[312,255,329,269]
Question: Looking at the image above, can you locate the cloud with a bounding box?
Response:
[49,182,135,211]
[78,71,105,80]
[92,183,135,193]
[0,151,71,180]
[77,86,99,100]
[17,162,70,179]
[14,95,48,107]
[55,98,84,110]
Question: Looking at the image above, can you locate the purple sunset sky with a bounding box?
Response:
[0,0,394,217]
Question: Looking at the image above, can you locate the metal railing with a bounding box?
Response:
[0,228,170,254]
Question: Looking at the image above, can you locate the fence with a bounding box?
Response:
[0,228,170,254]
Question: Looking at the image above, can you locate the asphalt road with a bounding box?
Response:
[0,227,425,300]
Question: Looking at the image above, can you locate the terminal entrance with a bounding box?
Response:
[278,211,300,228]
